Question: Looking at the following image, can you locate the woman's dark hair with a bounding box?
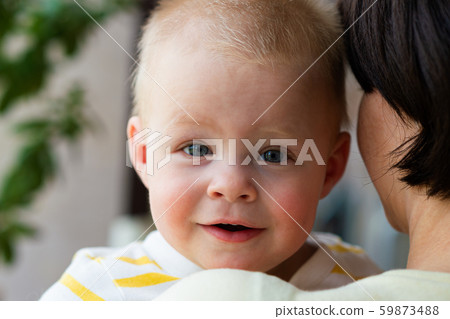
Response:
[339,0,450,199]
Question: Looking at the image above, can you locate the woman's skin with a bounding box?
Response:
[357,91,450,273]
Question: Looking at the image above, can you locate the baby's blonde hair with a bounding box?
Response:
[133,0,346,124]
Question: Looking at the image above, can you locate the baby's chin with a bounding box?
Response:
[197,258,276,273]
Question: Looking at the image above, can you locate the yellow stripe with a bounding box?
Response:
[331,265,364,281]
[118,256,162,269]
[327,243,364,254]
[60,273,104,301]
[114,273,179,288]
[85,253,104,264]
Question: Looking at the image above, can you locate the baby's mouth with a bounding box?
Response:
[212,223,251,232]
[201,223,264,242]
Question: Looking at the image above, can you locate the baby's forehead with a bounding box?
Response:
[138,52,342,134]
[145,89,340,144]
[145,37,318,89]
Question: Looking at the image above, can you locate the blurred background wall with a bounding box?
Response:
[0,3,409,300]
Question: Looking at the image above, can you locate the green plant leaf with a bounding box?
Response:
[0,219,36,264]
[0,140,55,212]
[0,234,14,263]
[9,221,37,237]
[0,46,49,114]
[0,1,23,42]
[15,119,52,137]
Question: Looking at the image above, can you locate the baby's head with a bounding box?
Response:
[128,0,350,273]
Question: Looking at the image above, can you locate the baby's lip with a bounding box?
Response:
[201,220,264,229]
[199,223,265,243]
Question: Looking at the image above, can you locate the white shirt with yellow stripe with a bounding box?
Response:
[290,232,382,291]
[40,231,201,301]
[40,231,381,300]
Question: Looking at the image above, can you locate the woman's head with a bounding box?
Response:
[340,0,450,201]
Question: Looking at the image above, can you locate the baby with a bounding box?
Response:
[41,0,380,301]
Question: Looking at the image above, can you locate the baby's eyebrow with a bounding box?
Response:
[257,127,295,137]
[253,121,305,137]
[163,113,199,131]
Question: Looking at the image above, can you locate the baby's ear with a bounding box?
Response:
[320,132,351,198]
[127,116,150,189]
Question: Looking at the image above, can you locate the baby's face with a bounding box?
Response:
[136,44,341,272]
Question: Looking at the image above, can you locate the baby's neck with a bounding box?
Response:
[266,241,317,281]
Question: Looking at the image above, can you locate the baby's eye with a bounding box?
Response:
[183,144,212,157]
[260,149,286,163]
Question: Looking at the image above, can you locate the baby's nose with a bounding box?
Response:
[206,167,257,203]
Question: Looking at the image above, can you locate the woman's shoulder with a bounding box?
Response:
[156,268,450,301]
[302,269,450,301]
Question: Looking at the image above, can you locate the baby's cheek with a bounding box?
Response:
[148,178,198,223]
[150,191,185,221]
[271,192,315,258]
[272,187,318,224]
